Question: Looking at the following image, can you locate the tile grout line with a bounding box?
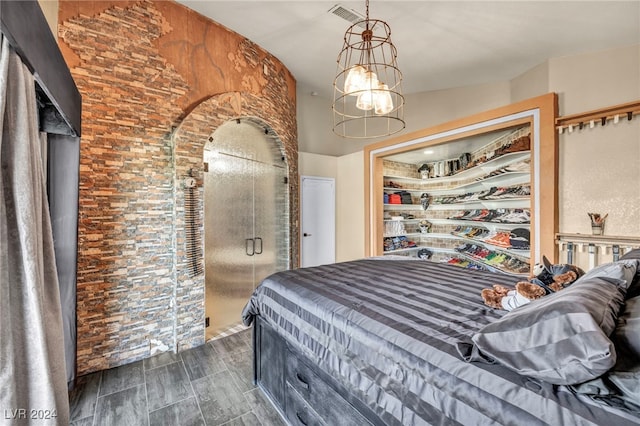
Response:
[91,372,103,426]
[143,360,151,426]
[181,354,207,425]
[218,338,256,422]
[76,331,256,426]
[143,356,198,419]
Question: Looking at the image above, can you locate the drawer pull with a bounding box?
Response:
[296,372,310,390]
[296,411,308,426]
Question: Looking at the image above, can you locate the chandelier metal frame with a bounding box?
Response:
[332,0,405,139]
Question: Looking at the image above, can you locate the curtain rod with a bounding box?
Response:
[555,99,640,133]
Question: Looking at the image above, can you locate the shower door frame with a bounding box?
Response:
[203,118,289,340]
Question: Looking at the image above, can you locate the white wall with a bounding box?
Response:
[38,0,59,36]
[336,152,365,262]
[550,45,640,238]
[298,151,365,263]
[299,152,337,178]
[510,61,549,103]
[299,44,640,268]
[297,80,511,157]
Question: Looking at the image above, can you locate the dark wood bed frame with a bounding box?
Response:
[253,317,386,426]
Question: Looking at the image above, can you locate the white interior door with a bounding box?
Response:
[301,176,335,267]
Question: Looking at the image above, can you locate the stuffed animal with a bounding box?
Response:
[481,255,584,311]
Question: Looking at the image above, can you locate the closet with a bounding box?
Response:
[203,118,289,339]
[381,125,532,275]
[365,94,559,269]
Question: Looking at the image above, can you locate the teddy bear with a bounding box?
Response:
[481,255,584,311]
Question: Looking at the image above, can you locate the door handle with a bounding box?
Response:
[295,411,308,426]
[245,238,254,256]
[295,372,310,390]
[254,237,263,254]
[303,233,312,237]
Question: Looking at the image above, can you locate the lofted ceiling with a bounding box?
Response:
[175,1,639,157]
[177,1,640,99]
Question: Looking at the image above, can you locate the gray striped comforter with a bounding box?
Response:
[242,258,639,425]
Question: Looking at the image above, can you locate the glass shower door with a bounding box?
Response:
[253,161,286,287]
[203,117,289,341]
[204,152,255,339]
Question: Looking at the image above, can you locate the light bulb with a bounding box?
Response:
[356,91,374,110]
[343,65,366,96]
[362,70,379,91]
[374,83,393,115]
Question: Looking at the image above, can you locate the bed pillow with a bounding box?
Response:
[620,248,640,261]
[620,250,640,299]
[570,294,640,409]
[471,260,639,385]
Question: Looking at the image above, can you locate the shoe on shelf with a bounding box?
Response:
[499,209,531,224]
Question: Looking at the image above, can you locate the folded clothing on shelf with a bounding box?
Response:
[395,191,413,204]
[388,193,402,204]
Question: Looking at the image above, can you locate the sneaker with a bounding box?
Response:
[499,209,531,224]
[485,231,512,248]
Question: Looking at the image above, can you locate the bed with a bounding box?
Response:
[241,253,640,425]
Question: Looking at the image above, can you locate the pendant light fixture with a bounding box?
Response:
[332,0,405,139]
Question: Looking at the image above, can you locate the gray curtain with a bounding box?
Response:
[0,33,70,425]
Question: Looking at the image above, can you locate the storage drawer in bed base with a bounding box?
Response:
[254,318,382,426]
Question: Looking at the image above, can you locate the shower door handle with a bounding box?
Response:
[255,237,263,255]
[245,238,255,256]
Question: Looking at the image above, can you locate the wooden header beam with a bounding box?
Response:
[0,0,81,137]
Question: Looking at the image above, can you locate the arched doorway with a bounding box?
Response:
[203,117,289,339]
[171,91,298,351]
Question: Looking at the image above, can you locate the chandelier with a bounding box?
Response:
[332,0,405,139]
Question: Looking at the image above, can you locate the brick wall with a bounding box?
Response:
[58,0,298,374]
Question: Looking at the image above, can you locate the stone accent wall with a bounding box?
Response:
[58,0,298,374]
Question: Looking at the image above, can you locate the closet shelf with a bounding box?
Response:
[385,172,530,196]
[452,235,530,261]
[429,218,527,231]
[383,232,422,238]
[419,232,459,240]
[454,252,528,277]
[384,246,457,256]
[427,198,530,210]
[384,203,425,210]
[383,151,530,184]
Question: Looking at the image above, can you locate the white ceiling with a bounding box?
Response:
[177,1,640,99]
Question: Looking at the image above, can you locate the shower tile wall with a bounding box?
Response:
[59,0,298,375]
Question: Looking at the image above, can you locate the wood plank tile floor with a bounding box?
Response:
[68,329,286,426]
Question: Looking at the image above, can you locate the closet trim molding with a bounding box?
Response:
[0,0,81,136]
[363,93,558,264]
